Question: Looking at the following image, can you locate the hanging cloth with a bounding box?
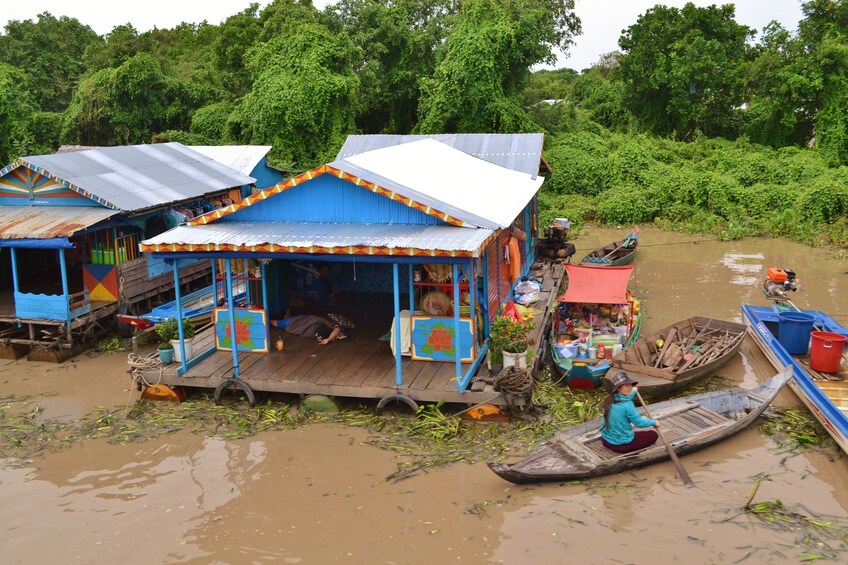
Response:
[507,236,521,282]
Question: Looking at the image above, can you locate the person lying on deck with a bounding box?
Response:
[600,371,658,454]
[272,312,354,345]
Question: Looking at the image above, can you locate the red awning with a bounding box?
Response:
[556,264,634,304]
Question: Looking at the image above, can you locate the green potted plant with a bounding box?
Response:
[488,316,533,369]
[156,317,196,363]
[157,341,174,365]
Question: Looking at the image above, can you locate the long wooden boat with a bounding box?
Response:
[551,264,641,389]
[581,227,639,266]
[488,367,791,484]
[606,316,747,399]
[742,304,848,455]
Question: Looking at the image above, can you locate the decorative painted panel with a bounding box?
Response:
[410,316,476,362]
[0,165,92,205]
[83,263,118,302]
[214,307,269,352]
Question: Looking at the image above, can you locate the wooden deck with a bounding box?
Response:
[138,258,567,406]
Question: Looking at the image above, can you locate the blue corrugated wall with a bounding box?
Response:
[222,175,442,225]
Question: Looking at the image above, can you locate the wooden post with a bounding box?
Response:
[225,259,240,377]
[172,259,187,374]
[453,263,462,378]
[392,263,402,386]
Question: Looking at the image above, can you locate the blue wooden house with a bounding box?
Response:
[0,142,254,359]
[138,134,548,406]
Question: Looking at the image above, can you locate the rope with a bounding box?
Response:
[125,352,163,416]
[494,365,534,406]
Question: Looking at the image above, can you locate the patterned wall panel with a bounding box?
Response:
[0,165,89,204]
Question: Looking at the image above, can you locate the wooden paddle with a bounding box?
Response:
[635,388,695,486]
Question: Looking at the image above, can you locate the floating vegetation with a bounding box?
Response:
[722,474,848,562]
[759,406,837,453]
[0,372,611,482]
[88,336,131,356]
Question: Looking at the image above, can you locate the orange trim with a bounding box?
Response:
[138,241,475,257]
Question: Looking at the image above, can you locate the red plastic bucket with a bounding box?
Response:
[809,331,847,373]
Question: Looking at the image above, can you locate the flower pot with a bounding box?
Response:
[158,347,174,365]
[502,350,528,369]
[170,339,193,363]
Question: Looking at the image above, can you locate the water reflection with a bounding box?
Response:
[721,251,766,287]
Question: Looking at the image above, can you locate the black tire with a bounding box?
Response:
[375,394,419,415]
[214,378,256,407]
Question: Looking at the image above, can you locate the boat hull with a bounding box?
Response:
[742,304,848,455]
[607,316,746,400]
[580,229,639,266]
[488,368,791,484]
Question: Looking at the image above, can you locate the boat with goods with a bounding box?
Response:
[550,264,641,388]
[488,368,791,484]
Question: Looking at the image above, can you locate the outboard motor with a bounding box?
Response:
[763,267,798,300]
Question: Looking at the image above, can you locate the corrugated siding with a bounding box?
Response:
[223,174,441,225]
[337,134,545,177]
[485,213,528,321]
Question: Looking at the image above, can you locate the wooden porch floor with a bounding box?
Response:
[139,258,566,406]
[149,321,497,404]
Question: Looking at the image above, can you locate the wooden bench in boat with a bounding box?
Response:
[579,404,733,461]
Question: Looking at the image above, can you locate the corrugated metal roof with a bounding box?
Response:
[336,134,545,177]
[330,139,544,230]
[142,222,493,255]
[0,206,119,239]
[189,146,273,176]
[21,143,256,212]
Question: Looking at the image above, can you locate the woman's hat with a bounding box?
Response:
[610,371,638,390]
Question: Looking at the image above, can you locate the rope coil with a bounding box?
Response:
[494,365,533,399]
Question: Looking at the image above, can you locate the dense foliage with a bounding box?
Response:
[1,1,848,248]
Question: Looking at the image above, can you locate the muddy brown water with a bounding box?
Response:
[2,226,848,564]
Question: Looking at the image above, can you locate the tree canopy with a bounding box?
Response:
[618,2,753,139]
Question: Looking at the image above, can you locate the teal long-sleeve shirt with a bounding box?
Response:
[601,389,657,445]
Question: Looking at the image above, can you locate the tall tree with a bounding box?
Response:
[744,22,814,147]
[618,3,752,139]
[800,0,848,165]
[213,4,263,97]
[0,12,101,112]
[416,0,580,133]
[322,0,453,134]
[62,54,196,145]
[232,22,360,169]
[0,63,36,164]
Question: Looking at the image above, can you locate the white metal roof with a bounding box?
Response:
[21,143,256,212]
[331,139,544,230]
[142,221,493,256]
[336,134,545,177]
[0,206,119,239]
[189,146,272,176]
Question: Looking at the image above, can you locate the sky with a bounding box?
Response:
[1,0,806,71]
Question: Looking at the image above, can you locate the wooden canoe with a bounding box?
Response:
[487,367,791,484]
[604,316,747,399]
[581,227,639,266]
